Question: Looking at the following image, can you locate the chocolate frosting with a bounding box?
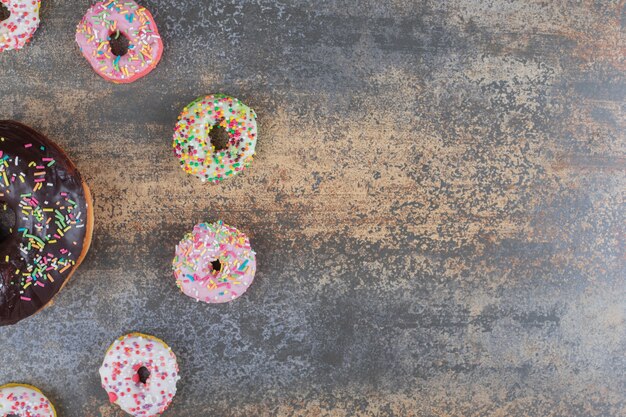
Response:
[0,121,91,326]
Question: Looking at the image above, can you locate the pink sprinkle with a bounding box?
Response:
[20,296,31,301]
[24,143,32,148]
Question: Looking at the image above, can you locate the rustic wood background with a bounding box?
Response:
[1,0,625,416]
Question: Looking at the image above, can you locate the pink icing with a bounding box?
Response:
[75,0,163,83]
[173,221,257,303]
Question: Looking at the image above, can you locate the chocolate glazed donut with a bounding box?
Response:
[0,121,94,326]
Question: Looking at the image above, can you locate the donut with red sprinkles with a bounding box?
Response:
[99,332,180,417]
[0,383,56,416]
[0,0,41,52]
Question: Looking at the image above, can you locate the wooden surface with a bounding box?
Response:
[1,0,625,416]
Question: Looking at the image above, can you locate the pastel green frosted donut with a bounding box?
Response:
[172,94,258,183]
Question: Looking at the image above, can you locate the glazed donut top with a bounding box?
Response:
[0,383,56,417]
[75,0,163,83]
[173,221,257,303]
[173,95,258,183]
[0,0,41,52]
[0,121,91,326]
[99,333,180,417]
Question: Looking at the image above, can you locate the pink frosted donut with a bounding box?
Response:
[0,0,41,52]
[75,0,163,83]
[172,221,257,303]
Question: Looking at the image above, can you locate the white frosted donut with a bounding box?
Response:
[99,333,180,417]
[172,95,258,183]
[0,383,56,416]
[0,0,41,52]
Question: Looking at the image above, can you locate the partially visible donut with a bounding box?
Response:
[0,383,56,416]
[75,0,163,83]
[172,221,257,303]
[172,95,258,183]
[99,333,180,417]
[0,0,41,52]
[0,121,94,326]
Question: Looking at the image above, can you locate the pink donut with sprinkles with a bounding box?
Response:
[173,221,257,303]
[75,0,163,83]
[0,0,41,52]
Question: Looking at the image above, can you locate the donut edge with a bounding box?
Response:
[53,179,94,297]
[104,332,176,355]
[0,383,57,416]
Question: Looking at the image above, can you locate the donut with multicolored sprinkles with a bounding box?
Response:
[173,221,257,303]
[75,0,163,83]
[0,121,94,326]
[172,95,258,183]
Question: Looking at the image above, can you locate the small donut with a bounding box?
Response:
[0,383,56,416]
[75,0,163,83]
[172,221,257,303]
[99,332,180,417]
[0,0,41,52]
[0,121,94,326]
[172,95,258,183]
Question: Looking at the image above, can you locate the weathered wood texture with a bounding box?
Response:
[1,0,625,416]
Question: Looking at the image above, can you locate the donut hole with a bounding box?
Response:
[0,202,16,243]
[6,414,20,417]
[211,259,222,274]
[0,4,10,22]
[109,30,130,57]
[209,125,230,151]
[137,366,150,384]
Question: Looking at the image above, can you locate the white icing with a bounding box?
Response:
[0,384,55,417]
[0,0,41,52]
[99,333,180,417]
